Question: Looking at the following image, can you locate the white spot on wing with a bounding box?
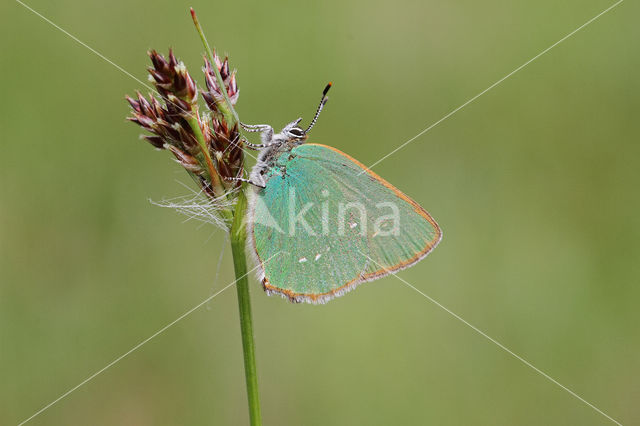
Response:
[298,257,308,263]
[315,253,322,261]
[349,222,358,229]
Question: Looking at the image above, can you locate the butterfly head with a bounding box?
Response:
[282,118,308,142]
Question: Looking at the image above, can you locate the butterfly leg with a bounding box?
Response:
[224,175,266,189]
[240,122,272,133]
[239,136,285,151]
[239,137,268,150]
[240,122,275,146]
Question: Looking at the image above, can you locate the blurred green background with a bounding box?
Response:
[1,0,638,424]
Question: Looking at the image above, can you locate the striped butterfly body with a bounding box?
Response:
[235,84,441,304]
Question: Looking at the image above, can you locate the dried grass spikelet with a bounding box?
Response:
[126,49,245,230]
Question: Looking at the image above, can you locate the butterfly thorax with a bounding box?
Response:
[249,134,305,187]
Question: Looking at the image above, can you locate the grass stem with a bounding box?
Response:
[230,192,262,426]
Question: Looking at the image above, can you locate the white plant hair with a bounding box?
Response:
[150,181,239,231]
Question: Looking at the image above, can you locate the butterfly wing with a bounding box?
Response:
[249,143,441,303]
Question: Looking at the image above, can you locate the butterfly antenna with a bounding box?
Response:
[304,82,332,134]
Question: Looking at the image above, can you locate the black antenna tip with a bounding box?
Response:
[323,82,332,96]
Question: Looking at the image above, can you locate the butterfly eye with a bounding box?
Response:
[289,127,305,138]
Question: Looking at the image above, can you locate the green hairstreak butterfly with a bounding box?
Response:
[234,83,441,303]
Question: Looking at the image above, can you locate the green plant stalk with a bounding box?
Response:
[190,8,240,125]
[230,192,262,426]
[190,10,261,423]
[184,115,227,198]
